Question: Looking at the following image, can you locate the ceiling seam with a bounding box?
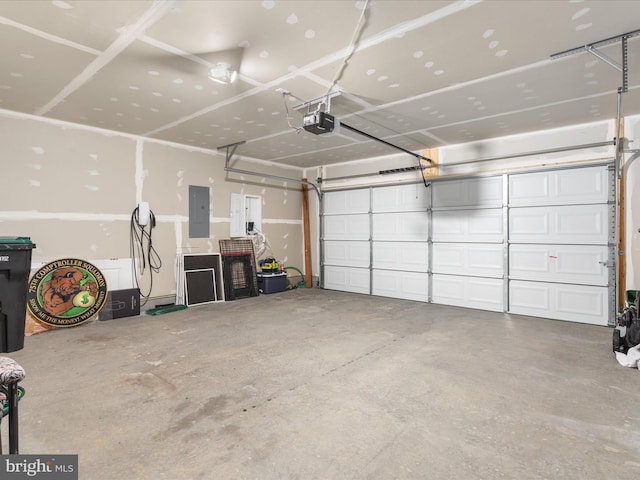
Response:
[347,35,640,123]
[225,80,624,165]
[33,1,179,116]
[0,106,306,172]
[142,0,481,137]
[425,85,640,133]
[259,86,638,166]
[137,34,264,89]
[339,59,553,121]
[0,16,101,55]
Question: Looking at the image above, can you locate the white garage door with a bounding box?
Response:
[507,166,614,325]
[322,189,371,294]
[431,176,505,312]
[371,184,429,302]
[321,163,615,325]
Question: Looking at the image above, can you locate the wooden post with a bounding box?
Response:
[301,179,313,288]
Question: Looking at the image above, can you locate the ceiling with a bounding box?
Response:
[2,0,640,169]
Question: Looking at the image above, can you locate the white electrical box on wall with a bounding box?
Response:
[230,193,262,237]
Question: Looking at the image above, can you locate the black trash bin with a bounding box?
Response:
[0,237,36,353]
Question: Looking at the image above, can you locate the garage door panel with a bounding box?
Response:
[469,211,504,237]
[432,176,503,208]
[432,243,503,277]
[323,266,370,294]
[372,212,428,241]
[372,270,428,302]
[510,210,549,236]
[509,166,608,206]
[432,274,503,311]
[323,214,369,240]
[509,281,551,309]
[509,244,608,285]
[555,167,607,203]
[324,241,370,268]
[509,205,608,244]
[509,175,549,204]
[373,242,428,272]
[372,183,429,212]
[509,280,607,325]
[432,209,503,243]
[323,189,369,214]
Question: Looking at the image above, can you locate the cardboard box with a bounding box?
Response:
[99,288,140,320]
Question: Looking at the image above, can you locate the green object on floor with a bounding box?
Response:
[1,386,25,417]
[284,266,306,288]
[145,304,188,316]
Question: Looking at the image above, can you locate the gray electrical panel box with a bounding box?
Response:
[189,185,210,238]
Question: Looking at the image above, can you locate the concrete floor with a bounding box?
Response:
[5,288,640,479]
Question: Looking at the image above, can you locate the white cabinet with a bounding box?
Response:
[230,193,262,237]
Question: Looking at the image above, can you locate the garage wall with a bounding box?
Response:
[0,110,304,302]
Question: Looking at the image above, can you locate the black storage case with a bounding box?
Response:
[0,237,36,352]
[257,272,287,294]
[99,288,141,321]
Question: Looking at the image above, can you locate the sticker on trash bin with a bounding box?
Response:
[27,259,108,327]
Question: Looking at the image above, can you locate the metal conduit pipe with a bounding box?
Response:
[614,90,624,310]
[218,140,322,199]
[319,140,616,183]
[623,150,640,176]
[616,89,625,178]
[224,165,322,199]
[436,140,616,168]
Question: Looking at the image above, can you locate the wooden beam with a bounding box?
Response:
[301,178,313,288]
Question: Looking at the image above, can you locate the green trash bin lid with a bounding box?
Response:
[0,237,33,244]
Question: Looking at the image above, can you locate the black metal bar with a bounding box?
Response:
[379,166,421,175]
[217,140,246,151]
[217,141,246,165]
[340,122,432,163]
[8,383,18,453]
